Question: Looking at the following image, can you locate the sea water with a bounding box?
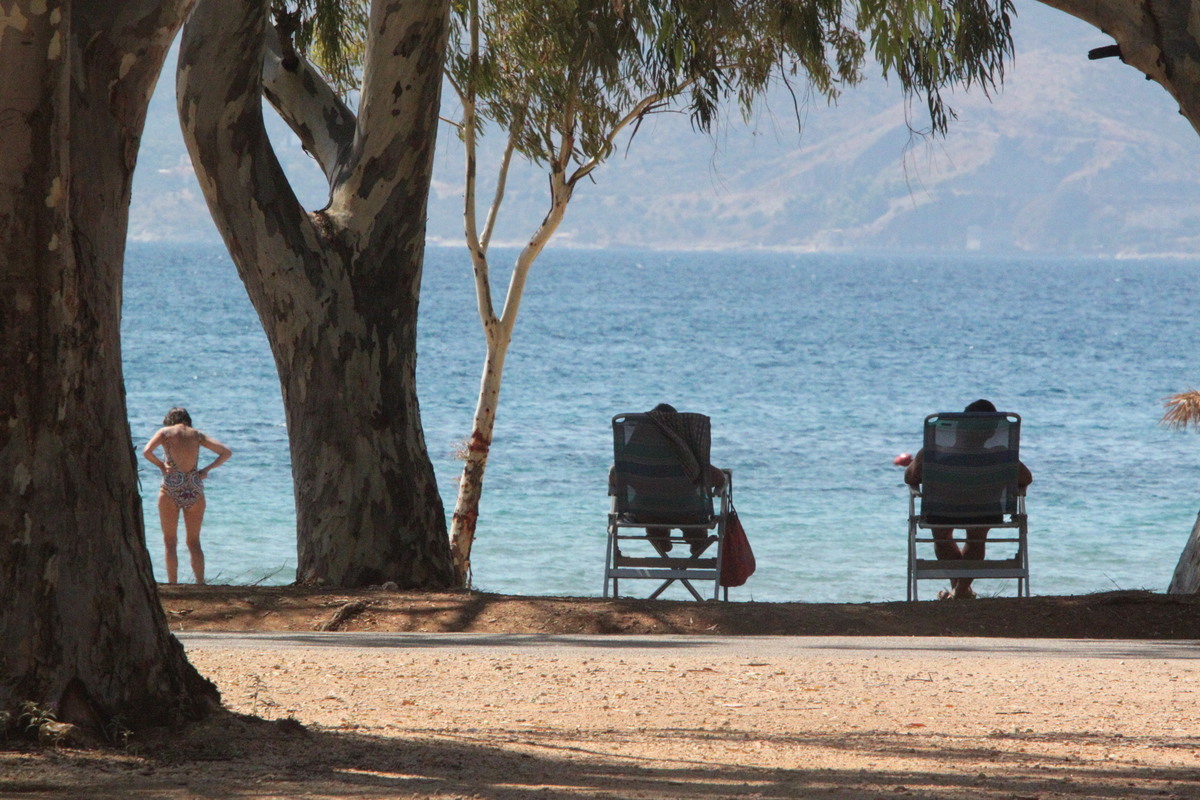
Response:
[122,242,1200,602]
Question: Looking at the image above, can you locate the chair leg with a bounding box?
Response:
[907,519,916,602]
[603,518,616,598]
[678,579,704,602]
[649,580,676,600]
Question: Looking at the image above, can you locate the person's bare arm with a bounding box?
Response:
[707,464,727,494]
[197,434,232,479]
[143,429,167,473]
[903,450,923,487]
[1018,461,1033,488]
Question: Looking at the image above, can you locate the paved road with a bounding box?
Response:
[177,632,1200,660]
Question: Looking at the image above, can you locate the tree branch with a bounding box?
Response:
[462,0,498,334]
[262,29,357,189]
[177,0,316,299]
[1035,0,1199,134]
[496,170,571,334]
[568,89,678,186]
[331,0,449,229]
[481,120,520,252]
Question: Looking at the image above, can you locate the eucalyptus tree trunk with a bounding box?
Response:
[1035,0,1200,133]
[444,51,665,585]
[177,0,455,588]
[0,0,218,733]
[448,164,573,586]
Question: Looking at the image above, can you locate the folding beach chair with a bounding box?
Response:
[907,411,1029,600]
[604,412,732,601]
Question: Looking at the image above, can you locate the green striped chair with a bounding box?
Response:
[605,412,731,601]
[907,411,1029,600]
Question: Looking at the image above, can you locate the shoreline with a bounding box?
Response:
[157,584,1200,639]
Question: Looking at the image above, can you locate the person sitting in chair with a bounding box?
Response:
[903,398,1032,600]
[611,403,727,557]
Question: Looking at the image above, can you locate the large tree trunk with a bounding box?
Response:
[177,0,455,587]
[0,1,218,733]
[1035,0,1200,133]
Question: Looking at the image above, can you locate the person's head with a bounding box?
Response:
[651,403,677,414]
[959,399,1000,447]
[163,407,192,427]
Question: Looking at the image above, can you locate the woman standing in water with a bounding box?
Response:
[143,407,232,584]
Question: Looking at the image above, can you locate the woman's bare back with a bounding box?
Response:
[160,425,206,471]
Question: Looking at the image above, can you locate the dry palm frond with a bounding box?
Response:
[1161,389,1200,430]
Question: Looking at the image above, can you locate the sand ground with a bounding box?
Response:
[5,632,1199,799]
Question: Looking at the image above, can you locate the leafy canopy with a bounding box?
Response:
[272,0,369,97]
[277,0,1012,171]
[443,0,1014,171]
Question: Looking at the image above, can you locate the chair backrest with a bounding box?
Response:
[611,412,713,519]
[920,411,1022,521]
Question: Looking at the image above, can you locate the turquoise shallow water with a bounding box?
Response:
[122,242,1200,602]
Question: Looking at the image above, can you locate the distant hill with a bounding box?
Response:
[131,1,1200,255]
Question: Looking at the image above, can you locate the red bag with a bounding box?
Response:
[719,504,756,587]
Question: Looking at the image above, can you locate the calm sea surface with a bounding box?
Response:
[122,242,1200,602]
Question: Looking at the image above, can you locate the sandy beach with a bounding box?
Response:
[4,588,1200,799]
[173,635,1198,800]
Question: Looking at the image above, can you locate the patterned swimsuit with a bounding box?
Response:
[162,440,204,510]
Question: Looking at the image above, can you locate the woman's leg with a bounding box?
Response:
[157,491,181,584]
[181,495,207,585]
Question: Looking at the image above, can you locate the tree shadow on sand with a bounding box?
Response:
[4,711,1199,799]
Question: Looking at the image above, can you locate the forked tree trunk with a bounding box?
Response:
[444,57,660,585]
[0,1,218,732]
[449,177,571,585]
[177,0,455,587]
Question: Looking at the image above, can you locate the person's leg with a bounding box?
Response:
[646,526,671,553]
[684,529,712,557]
[955,527,990,598]
[931,527,961,559]
[158,491,181,584]
[930,527,960,597]
[181,495,207,585]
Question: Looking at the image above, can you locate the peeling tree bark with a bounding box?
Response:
[0,0,219,732]
[177,0,454,588]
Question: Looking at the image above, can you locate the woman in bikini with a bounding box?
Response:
[143,407,232,584]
